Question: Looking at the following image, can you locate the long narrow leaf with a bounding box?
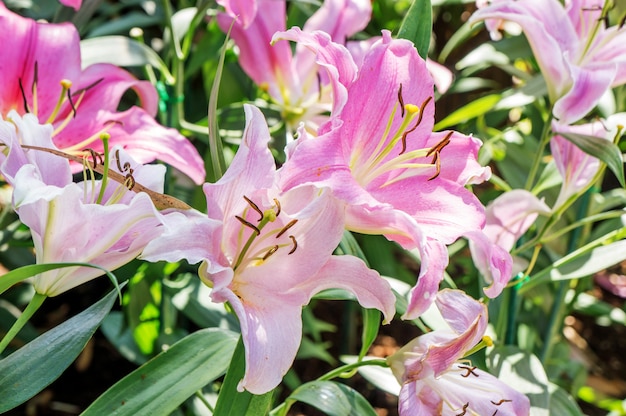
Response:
[212,338,274,416]
[82,328,238,415]
[560,132,625,187]
[0,262,117,297]
[397,0,432,60]
[0,286,122,412]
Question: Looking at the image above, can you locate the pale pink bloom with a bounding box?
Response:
[468,190,550,283]
[0,112,163,296]
[551,113,626,208]
[0,3,205,184]
[59,0,82,10]
[142,104,396,394]
[471,0,626,124]
[277,30,510,319]
[387,289,531,416]
[217,0,371,134]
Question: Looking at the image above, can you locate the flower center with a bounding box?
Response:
[351,85,449,188]
[231,196,298,272]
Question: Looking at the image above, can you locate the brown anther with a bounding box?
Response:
[72,78,104,97]
[244,195,264,221]
[619,13,626,29]
[398,84,405,118]
[124,171,136,190]
[66,88,77,118]
[276,219,298,238]
[18,78,30,113]
[273,198,281,216]
[491,399,512,406]
[288,235,297,254]
[87,148,104,169]
[399,96,433,155]
[262,245,279,261]
[456,402,469,416]
[428,152,441,181]
[426,131,453,157]
[115,149,131,173]
[316,72,323,101]
[32,61,39,95]
[235,215,261,235]
[459,365,479,378]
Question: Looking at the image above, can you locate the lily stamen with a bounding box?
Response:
[288,235,297,254]
[244,195,264,221]
[18,78,30,113]
[235,215,261,236]
[398,84,405,117]
[456,402,469,416]
[31,62,39,116]
[262,245,280,261]
[276,219,298,238]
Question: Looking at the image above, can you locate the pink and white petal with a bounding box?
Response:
[419,290,487,376]
[428,366,530,416]
[339,31,435,156]
[273,27,356,115]
[217,0,259,29]
[426,59,454,94]
[217,1,293,98]
[1,112,72,188]
[470,1,575,100]
[234,187,347,293]
[466,230,513,298]
[370,177,485,244]
[483,189,551,251]
[0,4,82,117]
[204,104,276,219]
[398,382,441,416]
[403,240,449,320]
[553,62,617,124]
[59,0,82,10]
[303,0,371,41]
[292,255,396,323]
[105,108,205,184]
[141,209,224,265]
[221,286,304,394]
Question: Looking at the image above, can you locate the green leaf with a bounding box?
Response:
[397,0,432,60]
[278,380,378,416]
[80,36,174,84]
[521,239,626,293]
[560,132,625,187]
[434,94,501,130]
[0,286,122,413]
[0,262,118,296]
[213,338,274,416]
[488,346,550,415]
[359,308,380,361]
[549,383,585,415]
[82,328,239,416]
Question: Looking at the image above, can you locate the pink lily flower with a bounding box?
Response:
[59,0,81,11]
[470,0,626,124]
[217,0,371,135]
[551,114,626,208]
[0,112,164,296]
[276,30,510,319]
[468,190,550,281]
[141,104,396,394]
[0,3,205,184]
[387,289,531,416]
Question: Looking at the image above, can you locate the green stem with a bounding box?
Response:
[539,188,594,364]
[194,389,214,412]
[0,293,47,355]
[524,110,553,191]
[317,359,388,381]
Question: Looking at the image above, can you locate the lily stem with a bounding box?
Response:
[0,292,47,356]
